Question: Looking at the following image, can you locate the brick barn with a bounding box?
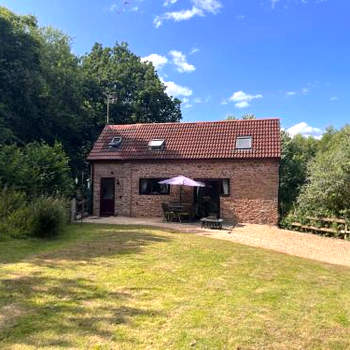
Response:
[87,118,281,225]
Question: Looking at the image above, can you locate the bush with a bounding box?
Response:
[30,197,68,238]
[0,188,27,217]
[0,188,30,239]
[0,142,74,198]
[0,189,68,239]
[5,207,33,238]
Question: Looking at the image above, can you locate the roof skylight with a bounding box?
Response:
[108,136,122,148]
[148,139,165,150]
[235,136,252,149]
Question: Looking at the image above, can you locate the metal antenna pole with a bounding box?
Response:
[106,92,117,125]
[106,96,110,125]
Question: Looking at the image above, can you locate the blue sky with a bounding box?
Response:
[2,0,349,137]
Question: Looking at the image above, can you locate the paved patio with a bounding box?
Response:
[83,216,350,268]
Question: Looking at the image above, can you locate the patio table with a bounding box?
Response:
[200,217,223,229]
[168,203,191,222]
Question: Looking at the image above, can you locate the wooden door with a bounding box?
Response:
[100,178,115,216]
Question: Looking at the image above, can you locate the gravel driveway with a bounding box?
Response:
[83,216,350,268]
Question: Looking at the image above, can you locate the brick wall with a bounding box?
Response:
[92,158,279,225]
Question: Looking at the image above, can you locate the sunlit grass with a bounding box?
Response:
[0,223,350,349]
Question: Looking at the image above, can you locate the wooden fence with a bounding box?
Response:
[291,216,350,239]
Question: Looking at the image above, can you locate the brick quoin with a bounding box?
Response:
[91,158,279,225]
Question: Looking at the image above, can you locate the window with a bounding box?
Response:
[148,139,165,150]
[108,136,122,148]
[139,178,170,195]
[195,178,230,197]
[235,136,252,149]
[221,179,230,196]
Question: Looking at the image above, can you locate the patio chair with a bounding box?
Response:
[173,204,192,223]
[161,203,175,222]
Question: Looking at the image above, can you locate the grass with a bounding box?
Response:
[0,224,350,349]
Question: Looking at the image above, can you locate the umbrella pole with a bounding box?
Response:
[179,186,182,204]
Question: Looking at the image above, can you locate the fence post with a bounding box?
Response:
[71,198,76,222]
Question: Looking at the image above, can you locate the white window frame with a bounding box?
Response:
[148,139,165,150]
[235,136,252,149]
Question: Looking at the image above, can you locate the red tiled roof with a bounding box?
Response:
[87,118,281,161]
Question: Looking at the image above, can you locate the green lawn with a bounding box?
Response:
[0,224,350,349]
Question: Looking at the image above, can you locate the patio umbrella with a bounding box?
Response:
[158,175,205,204]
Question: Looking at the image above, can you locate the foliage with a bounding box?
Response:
[241,113,256,120]
[295,125,350,218]
[0,188,30,238]
[0,7,42,144]
[279,130,319,217]
[0,142,73,198]
[225,115,238,120]
[30,197,68,238]
[225,114,256,120]
[81,42,182,126]
[0,7,182,176]
[0,188,68,239]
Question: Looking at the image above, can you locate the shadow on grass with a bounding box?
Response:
[0,227,170,347]
[35,229,171,263]
[0,274,163,348]
[0,225,171,265]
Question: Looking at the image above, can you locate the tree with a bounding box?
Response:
[0,7,43,144]
[242,114,256,120]
[295,125,350,217]
[81,42,182,126]
[279,131,319,217]
[224,114,256,121]
[0,7,182,178]
[0,142,73,197]
[37,27,91,173]
[225,115,238,120]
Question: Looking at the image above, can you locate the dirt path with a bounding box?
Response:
[83,216,350,268]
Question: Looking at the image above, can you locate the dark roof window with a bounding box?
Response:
[108,136,122,149]
[236,136,252,149]
[148,139,165,150]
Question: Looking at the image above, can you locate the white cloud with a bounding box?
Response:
[161,79,193,97]
[227,90,263,108]
[193,97,203,103]
[154,0,222,28]
[235,101,250,109]
[141,54,168,70]
[192,0,222,13]
[154,7,204,28]
[287,122,323,138]
[109,2,139,13]
[230,91,263,102]
[301,87,309,95]
[110,3,118,12]
[182,97,192,108]
[330,96,339,101]
[169,50,196,73]
[286,91,296,96]
[164,0,178,6]
[190,47,200,55]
